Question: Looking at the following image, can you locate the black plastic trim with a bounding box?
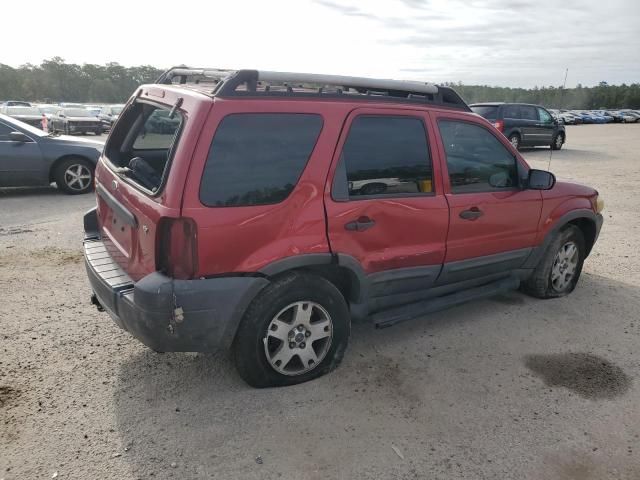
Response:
[258,254,334,277]
[373,275,520,328]
[96,183,138,228]
[437,248,532,285]
[522,209,601,268]
[83,207,99,239]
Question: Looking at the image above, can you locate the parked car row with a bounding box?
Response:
[548,109,640,124]
[0,101,125,134]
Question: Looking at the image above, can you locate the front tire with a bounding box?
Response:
[508,133,521,150]
[522,225,585,299]
[54,157,95,195]
[233,272,350,388]
[551,133,564,150]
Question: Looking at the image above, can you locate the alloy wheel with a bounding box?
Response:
[555,135,563,149]
[551,241,579,292]
[64,164,92,192]
[264,301,333,376]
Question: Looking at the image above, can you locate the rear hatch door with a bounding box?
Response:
[94,86,210,281]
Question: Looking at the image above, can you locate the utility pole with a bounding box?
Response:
[559,68,568,109]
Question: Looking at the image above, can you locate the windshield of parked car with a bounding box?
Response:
[470,105,499,121]
[64,108,93,117]
[7,107,41,116]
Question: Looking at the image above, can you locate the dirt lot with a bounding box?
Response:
[1,124,639,479]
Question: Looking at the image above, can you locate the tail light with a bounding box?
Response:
[493,120,504,132]
[157,217,198,279]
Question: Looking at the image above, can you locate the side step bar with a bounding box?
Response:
[373,276,520,328]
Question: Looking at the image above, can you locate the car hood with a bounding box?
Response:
[553,180,598,197]
[48,134,103,149]
[13,115,42,120]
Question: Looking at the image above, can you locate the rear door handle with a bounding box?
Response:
[459,207,483,221]
[345,216,376,232]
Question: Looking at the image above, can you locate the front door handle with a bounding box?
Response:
[345,216,376,232]
[459,207,483,221]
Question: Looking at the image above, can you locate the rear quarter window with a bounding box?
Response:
[470,105,499,121]
[199,113,323,207]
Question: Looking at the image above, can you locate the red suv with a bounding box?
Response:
[84,68,603,387]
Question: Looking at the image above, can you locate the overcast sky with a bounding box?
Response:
[4,0,639,87]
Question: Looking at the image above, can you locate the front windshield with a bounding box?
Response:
[7,107,41,116]
[64,109,93,117]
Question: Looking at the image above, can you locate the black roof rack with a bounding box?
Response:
[155,67,470,111]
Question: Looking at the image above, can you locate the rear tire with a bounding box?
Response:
[551,132,564,150]
[232,272,350,388]
[54,157,95,195]
[522,225,585,299]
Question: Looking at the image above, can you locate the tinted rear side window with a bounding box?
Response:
[503,105,520,118]
[200,114,322,207]
[340,116,432,198]
[520,106,538,120]
[471,106,499,121]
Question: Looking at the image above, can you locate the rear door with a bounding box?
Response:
[432,112,542,284]
[518,105,546,145]
[325,108,449,290]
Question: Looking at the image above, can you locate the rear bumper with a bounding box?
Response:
[83,213,268,352]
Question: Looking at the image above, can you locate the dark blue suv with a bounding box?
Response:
[470,102,566,151]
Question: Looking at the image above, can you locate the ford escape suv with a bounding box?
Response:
[470,102,566,151]
[84,68,603,388]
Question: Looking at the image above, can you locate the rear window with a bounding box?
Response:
[470,105,499,121]
[105,102,183,193]
[200,113,322,207]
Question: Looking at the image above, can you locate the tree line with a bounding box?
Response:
[448,81,640,109]
[1,59,639,108]
[0,58,162,104]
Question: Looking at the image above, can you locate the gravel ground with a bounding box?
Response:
[1,124,639,479]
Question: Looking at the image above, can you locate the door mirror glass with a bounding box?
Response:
[9,131,29,142]
[528,169,555,190]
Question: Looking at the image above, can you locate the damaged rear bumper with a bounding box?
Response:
[84,236,268,352]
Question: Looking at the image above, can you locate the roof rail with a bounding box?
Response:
[154,67,469,110]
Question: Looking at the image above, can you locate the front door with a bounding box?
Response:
[325,108,449,297]
[0,122,44,187]
[536,107,555,145]
[432,112,542,284]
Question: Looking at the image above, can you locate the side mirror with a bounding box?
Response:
[9,131,29,143]
[59,114,66,118]
[528,169,555,190]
